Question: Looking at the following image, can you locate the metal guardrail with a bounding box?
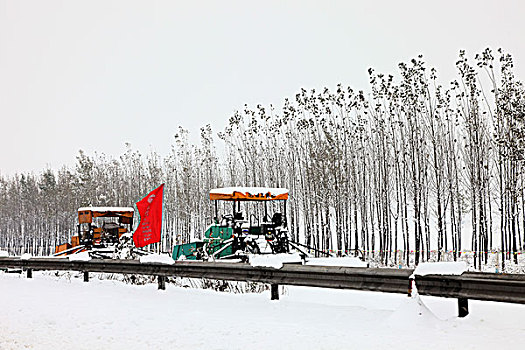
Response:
[1,257,524,317]
[0,257,412,292]
[414,272,525,304]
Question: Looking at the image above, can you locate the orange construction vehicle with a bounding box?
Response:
[54,207,134,256]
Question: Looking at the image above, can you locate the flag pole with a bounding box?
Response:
[159,183,165,254]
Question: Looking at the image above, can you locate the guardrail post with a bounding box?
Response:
[83,271,89,282]
[158,276,166,290]
[300,253,306,265]
[27,269,32,279]
[271,284,279,300]
[458,298,469,317]
[408,277,413,297]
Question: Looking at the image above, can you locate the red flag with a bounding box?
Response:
[133,184,164,248]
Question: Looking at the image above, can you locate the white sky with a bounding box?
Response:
[1,0,524,176]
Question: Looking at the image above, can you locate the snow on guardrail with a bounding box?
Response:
[306,257,368,268]
[249,253,302,269]
[68,251,92,261]
[139,253,175,265]
[412,261,468,277]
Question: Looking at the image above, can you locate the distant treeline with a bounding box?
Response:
[1,48,524,269]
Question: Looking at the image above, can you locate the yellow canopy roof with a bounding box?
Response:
[209,187,289,201]
[77,207,134,224]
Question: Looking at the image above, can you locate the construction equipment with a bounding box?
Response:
[172,187,291,261]
[54,207,134,257]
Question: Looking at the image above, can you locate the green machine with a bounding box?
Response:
[172,187,290,261]
[171,226,234,260]
[171,241,205,260]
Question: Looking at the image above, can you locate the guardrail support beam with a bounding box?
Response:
[27,269,32,279]
[271,284,279,300]
[158,276,166,290]
[83,271,89,282]
[458,298,469,317]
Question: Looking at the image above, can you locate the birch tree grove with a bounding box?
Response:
[1,49,525,269]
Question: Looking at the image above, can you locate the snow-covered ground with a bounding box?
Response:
[1,271,524,350]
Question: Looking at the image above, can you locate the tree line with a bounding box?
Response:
[1,48,524,269]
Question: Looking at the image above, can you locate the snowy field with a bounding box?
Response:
[1,272,524,350]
